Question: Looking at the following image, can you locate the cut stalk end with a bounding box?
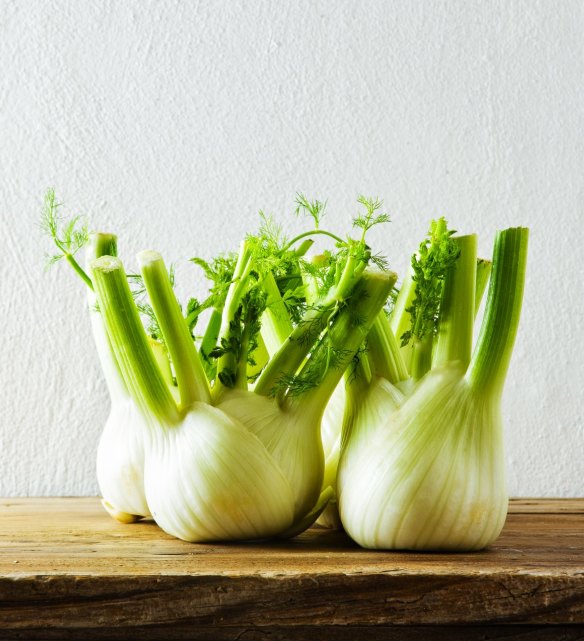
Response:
[139,250,211,407]
[91,255,180,424]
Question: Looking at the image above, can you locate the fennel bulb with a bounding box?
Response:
[87,233,152,522]
[213,390,325,521]
[338,227,528,550]
[214,265,396,521]
[245,197,394,528]
[338,363,506,550]
[89,235,181,522]
[205,209,395,523]
[90,247,393,542]
[41,196,156,524]
[91,252,296,541]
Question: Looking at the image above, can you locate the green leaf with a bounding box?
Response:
[401,217,461,346]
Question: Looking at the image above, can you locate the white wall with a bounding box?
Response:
[0,0,582,497]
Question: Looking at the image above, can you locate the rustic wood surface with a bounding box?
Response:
[0,498,582,640]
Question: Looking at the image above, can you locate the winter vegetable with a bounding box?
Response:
[211,211,394,521]
[241,196,391,527]
[42,191,152,522]
[90,249,393,541]
[89,251,292,540]
[338,225,528,550]
[89,234,153,522]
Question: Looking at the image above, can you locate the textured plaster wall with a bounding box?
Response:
[0,0,582,497]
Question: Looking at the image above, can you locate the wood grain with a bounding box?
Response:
[0,498,582,640]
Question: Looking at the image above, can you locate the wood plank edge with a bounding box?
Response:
[0,624,583,641]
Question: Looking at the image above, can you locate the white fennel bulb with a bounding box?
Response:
[86,233,151,522]
[256,270,344,525]
[215,268,395,522]
[338,227,528,551]
[91,252,297,541]
[209,234,396,526]
[41,216,157,524]
[91,248,393,541]
[215,390,324,521]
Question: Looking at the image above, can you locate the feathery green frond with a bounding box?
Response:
[40,188,92,288]
[295,193,327,229]
[353,196,390,236]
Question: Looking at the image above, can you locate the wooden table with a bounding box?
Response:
[0,498,582,640]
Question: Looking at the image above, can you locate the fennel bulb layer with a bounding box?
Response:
[216,390,324,521]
